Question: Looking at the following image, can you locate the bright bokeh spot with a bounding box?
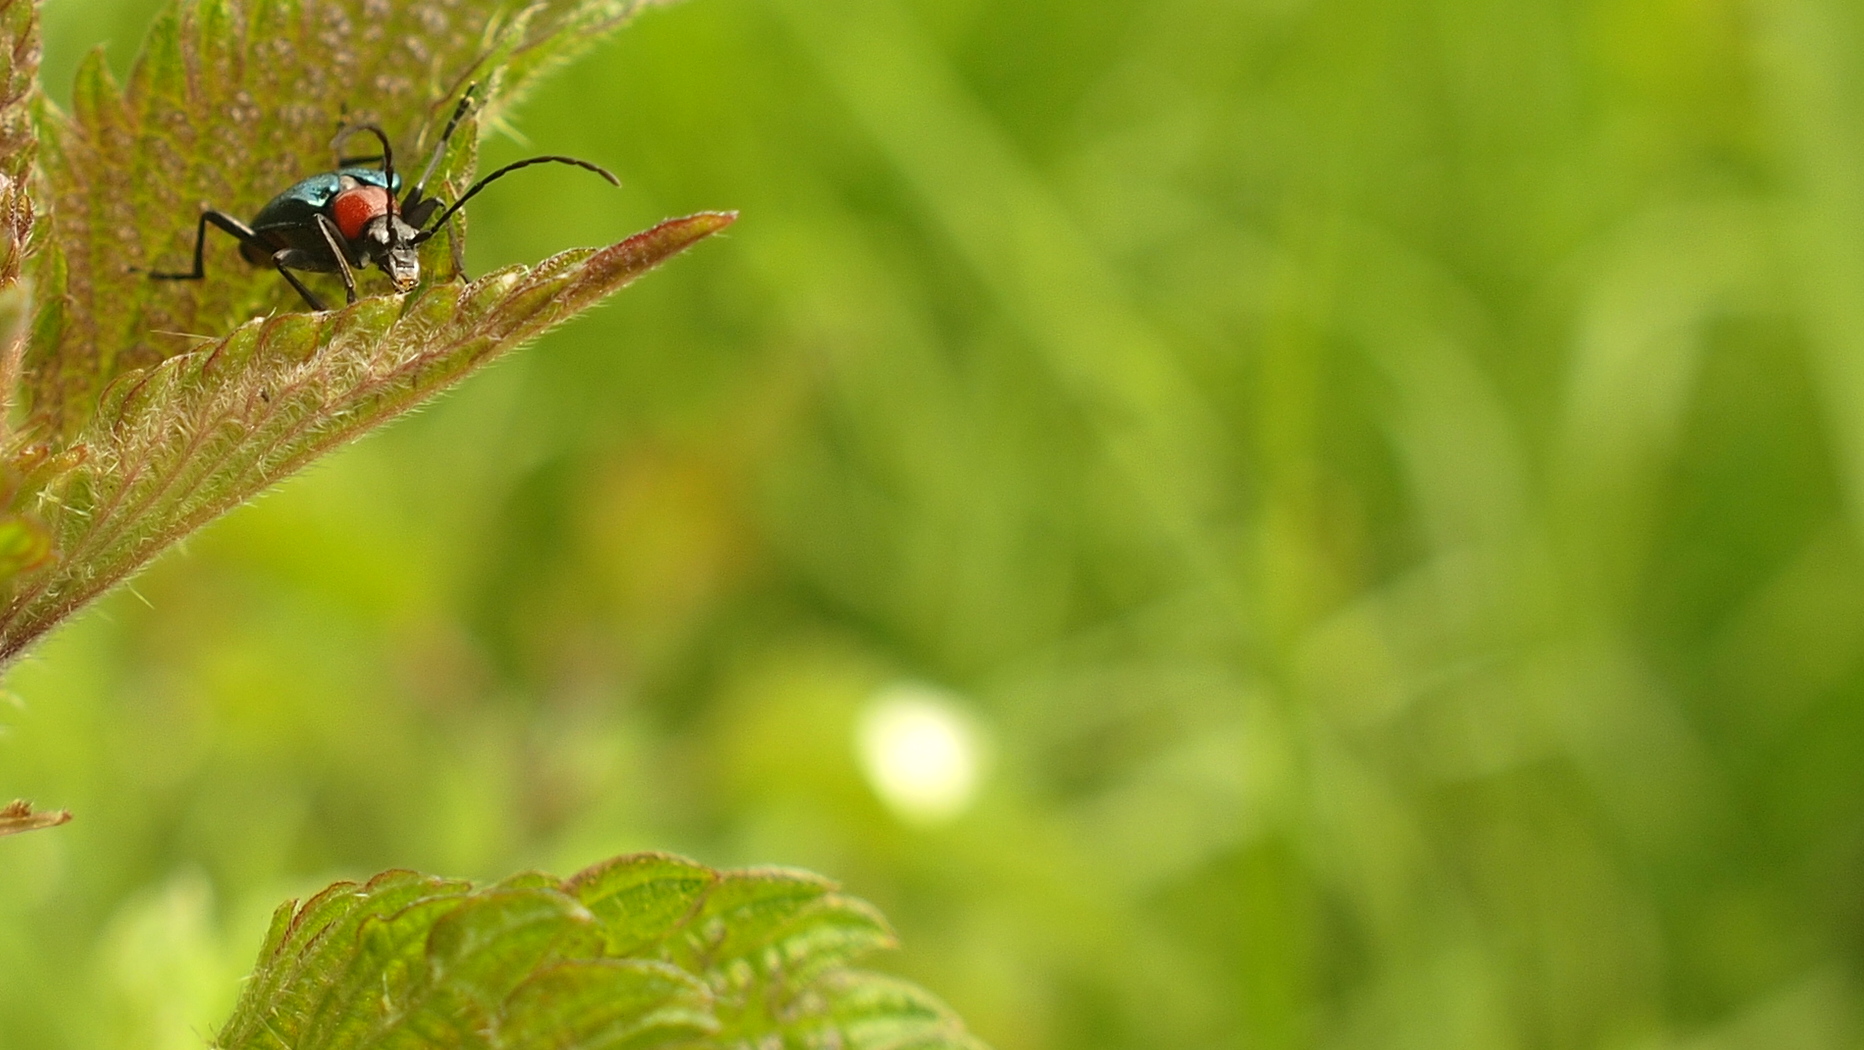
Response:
[856,682,987,826]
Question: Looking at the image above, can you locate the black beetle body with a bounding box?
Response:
[146,89,619,312]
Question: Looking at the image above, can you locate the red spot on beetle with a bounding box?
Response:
[331,185,390,240]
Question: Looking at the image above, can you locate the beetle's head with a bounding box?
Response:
[357,215,422,292]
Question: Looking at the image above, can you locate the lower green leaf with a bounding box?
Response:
[210,853,987,1050]
[498,960,717,1050]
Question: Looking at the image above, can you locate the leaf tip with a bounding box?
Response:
[0,798,71,837]
[555,209,738,306]
[620,209,738,262]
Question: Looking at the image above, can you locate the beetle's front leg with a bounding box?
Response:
[311,214,362,305]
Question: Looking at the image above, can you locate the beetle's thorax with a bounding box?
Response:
[330,177,390,240]
[331,175,420,292]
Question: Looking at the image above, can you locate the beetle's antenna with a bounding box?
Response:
[331,123,398,219]
[409,155,620,244]
[407,85,479,209]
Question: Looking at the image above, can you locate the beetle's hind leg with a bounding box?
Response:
[266,216,362,312]
[265,249,330,312]
[260,249,329,315]
[143,210,263,281]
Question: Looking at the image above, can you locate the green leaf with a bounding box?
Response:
[497,960,717,1050]
[0,0,49,602]
[668,867,896,986]
[809,971,989,1050]
[216,871,475,1050]
[0,510,49,574]
[0,0,35,288]
[212,854,987,1050]
[426,889,605,1005]
[303,895,475,1049]
[0,0,733,666]
[574,857,909,1047]
[567,851,720,956]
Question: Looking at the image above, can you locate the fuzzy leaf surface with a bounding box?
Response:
[0,0,35,288]
[214,853,986,1050]
[0,0,43,606]
[0,0,729,664]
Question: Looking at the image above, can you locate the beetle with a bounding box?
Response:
[146,89,619,312]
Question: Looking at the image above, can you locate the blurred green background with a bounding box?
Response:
[8,0,1864,1046]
